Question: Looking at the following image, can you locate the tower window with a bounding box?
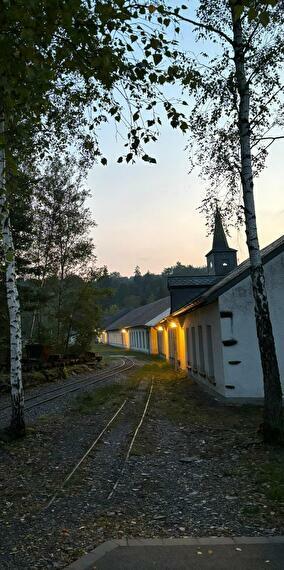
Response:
[222,262,228,267]
[210,261,213,268]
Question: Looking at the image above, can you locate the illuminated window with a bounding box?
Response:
[198,326,205,374]
[191,327,197,370]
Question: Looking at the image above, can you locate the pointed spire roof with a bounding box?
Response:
[212,208,229,250]
[205,207,237,257]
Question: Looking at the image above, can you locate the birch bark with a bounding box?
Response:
[231,9,283,441]
[0,114,25,435]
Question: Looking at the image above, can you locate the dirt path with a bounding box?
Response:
[0,361,283,569]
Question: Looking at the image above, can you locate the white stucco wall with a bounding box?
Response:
[219,250,284,399]
[107,331,124,348]
[183,300,226,397]
[107,328,150,353]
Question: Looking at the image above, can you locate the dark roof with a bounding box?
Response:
[168,275,220,288]
[106,296,170,331]
[102,308,129,328]
[206,209,237,256]
[173,234,284,316]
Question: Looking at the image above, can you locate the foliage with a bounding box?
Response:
[26,158,95,281]
[95,261,206,314]
[22,273,104,353]
[165,0,284,228]
[0,0,192,169]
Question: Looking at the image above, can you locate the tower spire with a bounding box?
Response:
[205,208,237,276]
[212,208,229,250]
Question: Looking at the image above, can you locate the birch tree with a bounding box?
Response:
[0,116,25,434]
[159,0,284,441]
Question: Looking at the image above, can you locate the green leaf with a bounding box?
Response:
[259,12,270,27]
[153,53,162,65]
[248,7,257,21]
[142,154,156,164]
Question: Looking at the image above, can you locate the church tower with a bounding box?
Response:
[206,209,237,276]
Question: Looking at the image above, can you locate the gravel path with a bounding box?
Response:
[0,367,283,569]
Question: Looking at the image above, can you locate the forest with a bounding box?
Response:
[97,262,207,318]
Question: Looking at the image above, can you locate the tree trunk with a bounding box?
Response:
[231,10,283,442]
[0,114,25,436]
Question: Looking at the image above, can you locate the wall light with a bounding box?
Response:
[121,328,127,334]
[170,322,177,328]
[157,326,163,332]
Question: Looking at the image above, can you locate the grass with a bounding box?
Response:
[131,360,186,382]
[255,460,284,501]
[72,384,127,414]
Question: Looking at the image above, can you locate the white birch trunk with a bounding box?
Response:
[231,9,283,441]
[0,114,25,434]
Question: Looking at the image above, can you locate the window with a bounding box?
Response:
[145,331,149,351]
[191,327,197,371]
[186,327,191,366]
[158,330,164,355]
[168,328,177,363]
[222,261,228,267]
[206,325,215,379]
[198,326,205,374]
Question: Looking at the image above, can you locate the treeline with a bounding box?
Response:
[95,263,207,317]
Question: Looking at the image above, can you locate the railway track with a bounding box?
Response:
[0,357,135,414]
[45,378,154,509]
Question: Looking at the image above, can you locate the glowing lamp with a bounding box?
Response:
[170,322,177,328]
[157,326,163,331]
[121,328,127,333]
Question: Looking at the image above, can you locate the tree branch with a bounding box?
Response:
[254,135,284,143]
[243,22,261,54]
[166,11,234,46]
[250,87,283,129]
[252,136,284,153]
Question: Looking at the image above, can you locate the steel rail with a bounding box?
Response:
[0,359,126,413]
[0,358,135,414]
[45,398,128,510]
[107,378,154,500]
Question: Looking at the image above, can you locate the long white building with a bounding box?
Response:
[105,297,170,354]
[102,211,284,402]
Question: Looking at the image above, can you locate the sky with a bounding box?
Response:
[86,7,284,277]
[87,126,283,276]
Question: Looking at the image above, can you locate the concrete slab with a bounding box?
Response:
[65,537,284,570]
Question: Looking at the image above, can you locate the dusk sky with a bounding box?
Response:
[87,123,283,276]
[87,8,284,277]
